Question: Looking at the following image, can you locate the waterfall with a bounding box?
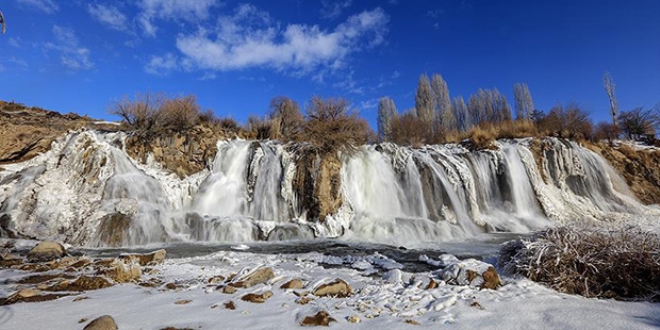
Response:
[0,131,652,247]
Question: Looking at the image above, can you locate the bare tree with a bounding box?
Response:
[431,74,454,131]
[603,71,618,128]
[513,83,534,120]
[377,97,398,141]
[300,96,372,153]
[0,10,5,35]
[452,96,468,131]
[619,107,656,141]
[415,74,434,131]
[269,96,303,140]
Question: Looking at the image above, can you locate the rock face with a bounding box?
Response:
[0,102,114,164]
[94,213,132,248]
[27,241,66,262]
[313,279,352,298]
[586,142,660,205]
[125,125,228,178]
[292,150,344,222]
[83,315,118,330]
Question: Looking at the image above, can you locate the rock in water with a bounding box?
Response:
[313,279,352,298]
[27,241,66,262]
[83,315,117,330]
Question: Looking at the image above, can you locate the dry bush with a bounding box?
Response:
[299,96,372,153]
[269,96,304,141]
[246,115,273,140]
[467,125,497,149]
[217,117,240,133]
[594,122,619,145]
[389,110,428,147]
[537,103,593,140]
[110,93,204,136]
[157,95,200,131]
[499,225,660,301]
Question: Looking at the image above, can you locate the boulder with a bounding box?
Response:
[46,276,113,292]
[280,279,303,290]
[120,249,167,266]
[241,291,273,303]
[27,241,66,262]
[232,267,274,288]
[83,315,118,330]
[300,311,336,327]
[439,257,501,290]
[98,260,141,283]
[313,279,352,298]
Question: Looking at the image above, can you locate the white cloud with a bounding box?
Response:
[46,26,93,70]
[171,6,388,75]
[320,0,352,19]
[139,0,219,36]
[360,98,379,110]
[88,4,128,32]
[16,0,58,14]
[391,70,400,79]
[145,53,178,75]
[198,72,216,81]
[8,37,22,48]
[9,57,28,67]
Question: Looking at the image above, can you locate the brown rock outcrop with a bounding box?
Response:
[83,315,118,330]
[292,149,343,222]
[300,311,336,327]
[312,279,352,298]
[586,142,660,205]
[125,125,228,178]
[27,241,66,263]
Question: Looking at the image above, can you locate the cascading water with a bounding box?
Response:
[0,130,652,247]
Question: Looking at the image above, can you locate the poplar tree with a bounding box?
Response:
[513,83,534,120]
[415,74,434,132]
[431,74,454,131]
[603,71,618,128]
[377,97,398,141]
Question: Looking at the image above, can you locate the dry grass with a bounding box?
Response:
[499,225,660,301]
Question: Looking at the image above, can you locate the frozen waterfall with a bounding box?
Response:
[0,131,650,247]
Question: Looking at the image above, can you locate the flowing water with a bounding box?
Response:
[0,131,650,248]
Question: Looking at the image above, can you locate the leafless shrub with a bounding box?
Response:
[594,122,619,145]
[389,110,428,147]
[157,95,200,131]
[299,96,372,153]
[499,225,660,301]
[246,115,272,140]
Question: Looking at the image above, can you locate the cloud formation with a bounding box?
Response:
[47,26,93,71]
[88,4,129,32]
[171,5,389,75]
[16,0,58,14]
[320,0,352,19]
[138,0,219,36]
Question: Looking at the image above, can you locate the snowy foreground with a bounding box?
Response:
[1,247,659,330]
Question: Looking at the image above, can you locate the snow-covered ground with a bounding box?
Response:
[1,248,658,330]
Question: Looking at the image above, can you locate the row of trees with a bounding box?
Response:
[377,72,660,146]
[112,93,371,153]
[112,74,659,150]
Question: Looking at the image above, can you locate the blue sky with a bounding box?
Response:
[0,0,658,128]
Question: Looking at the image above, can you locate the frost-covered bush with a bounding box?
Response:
[499,225,660,301]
